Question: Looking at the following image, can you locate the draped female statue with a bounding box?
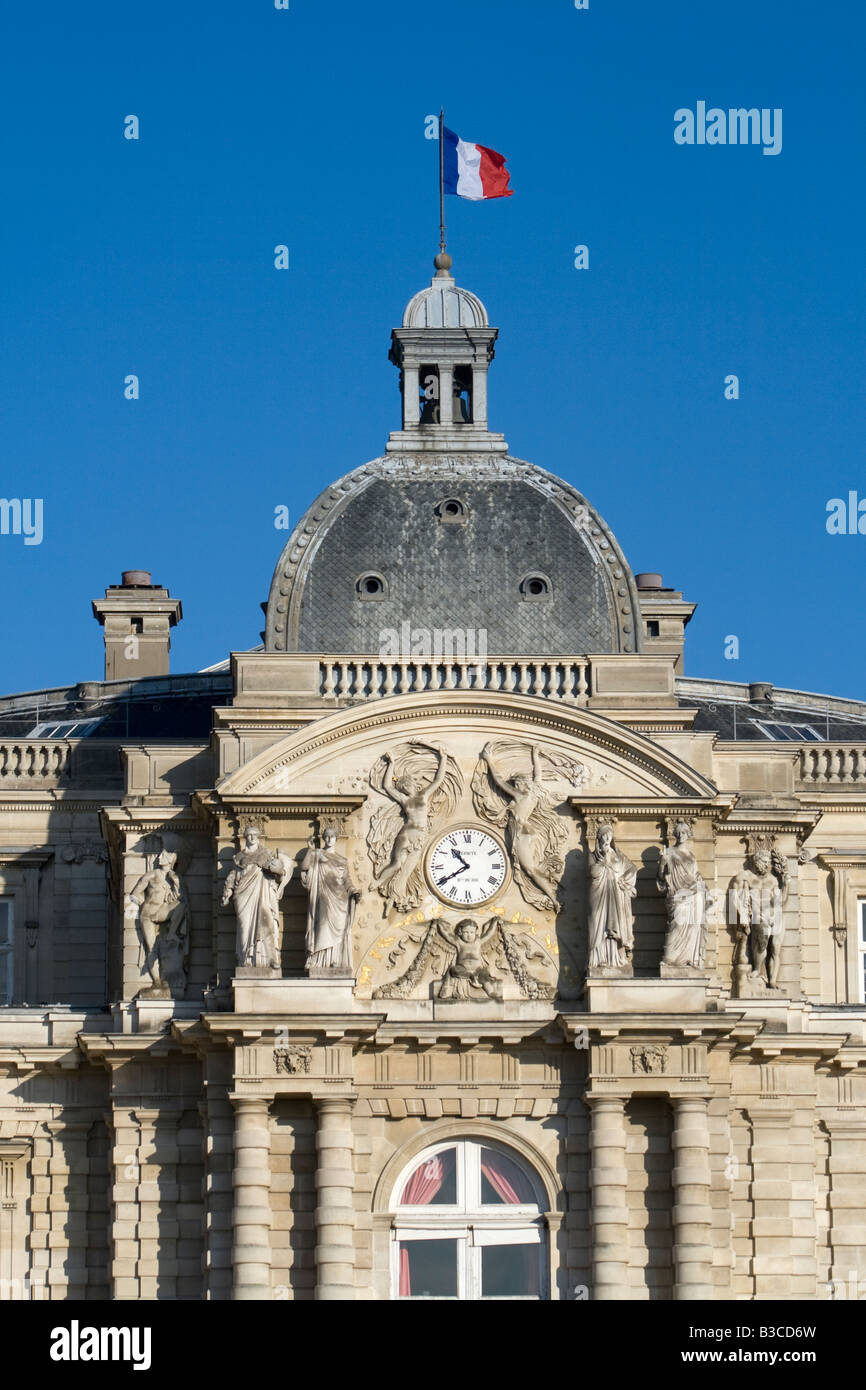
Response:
[657,819,708,971]
[587,824,636,973]
[299,828,360,973]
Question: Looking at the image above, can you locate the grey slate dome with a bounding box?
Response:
[264,261,643,656]
[264,455,642,655]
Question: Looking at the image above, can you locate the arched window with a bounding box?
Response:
[390,1138,548,1300]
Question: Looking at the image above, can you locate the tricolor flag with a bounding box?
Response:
[443,126,513,201]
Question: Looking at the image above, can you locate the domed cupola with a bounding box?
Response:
[263,259,645,660]
[387,253,507,454]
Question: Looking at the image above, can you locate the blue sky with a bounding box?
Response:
[1,0,864,698]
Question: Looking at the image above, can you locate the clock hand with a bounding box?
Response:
[438,864,470,886]
[451,850,470,868]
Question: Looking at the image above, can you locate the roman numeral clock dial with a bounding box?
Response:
[425,827,509,908]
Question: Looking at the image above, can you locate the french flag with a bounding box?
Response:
[443,126,513,201]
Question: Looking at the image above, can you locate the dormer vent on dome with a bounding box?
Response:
[387,256,507,455]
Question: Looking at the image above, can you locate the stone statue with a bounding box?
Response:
[731,838,789,992]
[298,827,360,973]
[367,741,462,911]
[472,740,583,913]
[436,916,503,1001]
[221,824,295,971]
[372,912,556,1002]
[657,819,708,971]
[127,837,189,999]
[587,823,637,973]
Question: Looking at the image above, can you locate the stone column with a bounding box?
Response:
[472,364,488,426]
[134,1108,176,1302]
[43,1120,91,1301]
[747,1103,816,1297]
[403,366,419,427]
[825,1121,866,1295]
[438,366,453,426]
[201,1090,234,1300]
[671,1097,714,1299]
[315,1097,355,1301]
[588,1096,630,1299]
[107,1105,142,1301]
[230,1095,272,1300]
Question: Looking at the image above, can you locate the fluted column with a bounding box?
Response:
[315,1097,355,1300]
[671,1097,714,1299]
[230,1096,272,1300]
[588,1096,630,1299]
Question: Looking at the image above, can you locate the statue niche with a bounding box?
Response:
[586,821,636,976]
[729,834,790,996]
[298,825,360,976]
[657,818,709,974]
[221,821,295,973]
[126,832,191,1001]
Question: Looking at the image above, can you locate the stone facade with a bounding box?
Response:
[0,262,864,1301]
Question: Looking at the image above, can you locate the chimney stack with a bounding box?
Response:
[92,572,182,681]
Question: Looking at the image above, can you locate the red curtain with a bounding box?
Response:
[398,1246,411,1297]
[398,1155,447,1297]
[400,1153,445,1206]
[480,1150,534,1204]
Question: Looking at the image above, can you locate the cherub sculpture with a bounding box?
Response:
[436,916,504,1002]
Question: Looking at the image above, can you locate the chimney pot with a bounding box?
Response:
[635,572,663,591]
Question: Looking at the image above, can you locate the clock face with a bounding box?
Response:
[426,827,509,908]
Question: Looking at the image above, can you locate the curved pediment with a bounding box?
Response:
[216,692,717,802]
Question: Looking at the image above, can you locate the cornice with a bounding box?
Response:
[217,692,718,800]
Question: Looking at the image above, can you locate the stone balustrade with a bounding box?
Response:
[798,745,866,785]
[319,656,592,706]
[0,741,73,783]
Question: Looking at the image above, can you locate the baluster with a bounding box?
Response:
[322,662,336,698]
[458,661,471,690]
[559,663,575,705]
[518,662,531,695]
[576,660,589,706]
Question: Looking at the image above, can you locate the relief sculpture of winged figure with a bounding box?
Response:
[471,740,586,913]
[367,740,463,911]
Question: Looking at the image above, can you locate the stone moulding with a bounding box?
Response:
[214,693,720,801]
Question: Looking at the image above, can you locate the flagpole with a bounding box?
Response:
[438,107,446,256]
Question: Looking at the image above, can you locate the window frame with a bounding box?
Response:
[390,1138,548,1301]
[752,720,822,742]
[858,900,866,1005]
[0,898,13,1006]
